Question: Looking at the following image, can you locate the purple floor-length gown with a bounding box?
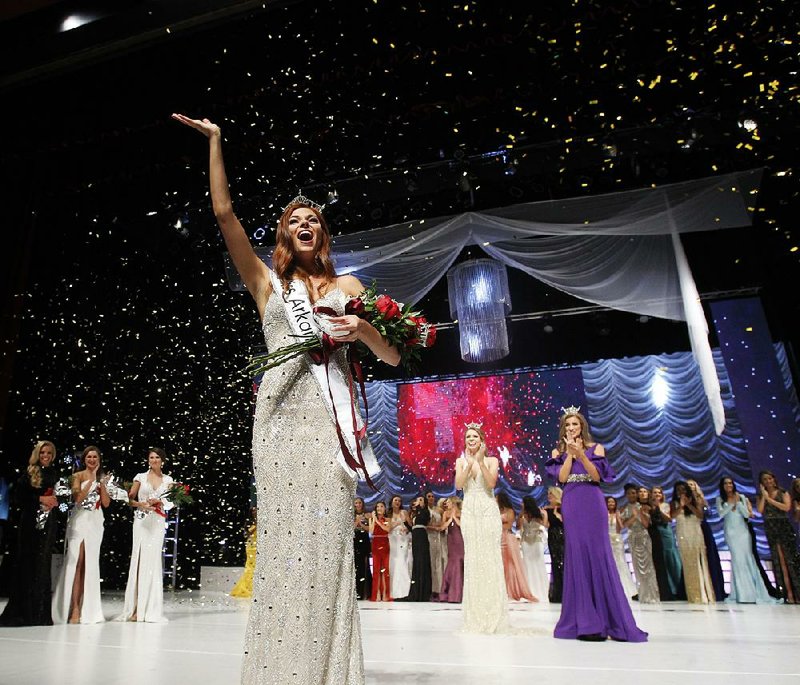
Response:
[546,445,647,642]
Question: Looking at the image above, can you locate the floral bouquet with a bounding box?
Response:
[162,482,194,507]
[35,477,72,530]
[247,282,436,376]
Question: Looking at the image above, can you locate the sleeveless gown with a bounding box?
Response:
[607,514,637,600]
[52,479,105,624]
[460,459,509,633]
[243,288,364,685]
[389,515,412,600]
[520,516,550,603]
[439,517,464,602]
[674,510,715,604]
[118,472,173,622]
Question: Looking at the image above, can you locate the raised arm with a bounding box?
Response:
[172,114,270,316]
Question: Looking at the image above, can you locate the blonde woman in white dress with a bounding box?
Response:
[52,446,110,624]
[455,424,508,632]
[118,448,174,622]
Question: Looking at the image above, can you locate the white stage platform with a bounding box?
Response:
[0,592,798,685]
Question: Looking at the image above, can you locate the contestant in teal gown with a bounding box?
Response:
[716,477,780,604]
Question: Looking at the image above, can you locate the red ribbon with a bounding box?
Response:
[310,306,376,490]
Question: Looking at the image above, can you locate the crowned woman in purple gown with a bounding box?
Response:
[545,407,647,642]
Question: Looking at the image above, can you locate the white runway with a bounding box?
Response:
[0,593,798,685]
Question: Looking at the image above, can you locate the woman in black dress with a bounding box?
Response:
[544,486,564,603]
[353,497,372,600]
[757,470,800,603]
[408,495,432,601]
[0,441,64,626]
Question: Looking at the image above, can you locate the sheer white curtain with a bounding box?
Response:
[231,169,762,432]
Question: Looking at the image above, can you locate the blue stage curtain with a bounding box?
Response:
[582,350,762,553]
[357,349,793,554]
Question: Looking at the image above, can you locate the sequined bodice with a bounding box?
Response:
[462,463,498,517]
[521,516,545,544]
[262,287,348,350]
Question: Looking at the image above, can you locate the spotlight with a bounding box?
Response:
[326,189,339,205]
[651,367,669,409]
[60,14,97,31]
[543,323,554,334]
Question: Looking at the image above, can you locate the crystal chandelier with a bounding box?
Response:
[447,259,511,363]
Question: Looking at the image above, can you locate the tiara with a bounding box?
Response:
[464,421,483,430]
[283,193,325,213]
[560,405,581,417]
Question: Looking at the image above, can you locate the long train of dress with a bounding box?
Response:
[242,289,363,685]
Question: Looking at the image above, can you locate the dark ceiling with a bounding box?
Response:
[1,0,798,445]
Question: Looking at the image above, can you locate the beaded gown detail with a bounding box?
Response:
[674,510,715,604]
[762,489,800,603]
[620,503,660,604]
[460,458,508,633]
[243,288,364,685]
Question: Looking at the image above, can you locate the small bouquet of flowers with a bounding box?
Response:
[35,477,72,530]
[247,282,436,376]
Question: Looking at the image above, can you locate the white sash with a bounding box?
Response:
[268,270,380,481]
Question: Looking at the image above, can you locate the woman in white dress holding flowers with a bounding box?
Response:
[118,448,174,622]
[172,112,400,685]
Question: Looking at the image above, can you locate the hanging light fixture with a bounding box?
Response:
[447,259,512,363]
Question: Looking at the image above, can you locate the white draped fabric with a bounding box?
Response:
[229,169,762,433]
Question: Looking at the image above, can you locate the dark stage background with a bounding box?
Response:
[1,1,799,588]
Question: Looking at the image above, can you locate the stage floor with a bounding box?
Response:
[0,593,798,685]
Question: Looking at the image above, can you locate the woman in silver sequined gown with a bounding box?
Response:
[173,113,400,685]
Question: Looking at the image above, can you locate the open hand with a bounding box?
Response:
[172,113,221,138]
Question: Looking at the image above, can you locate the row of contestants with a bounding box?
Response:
[0,442,175,626]
[608,475,800,604]
[352,492,555,604]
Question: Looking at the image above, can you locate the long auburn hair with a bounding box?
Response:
[28,440,56,488]
[556,410,593,453]
[272,202,336,292]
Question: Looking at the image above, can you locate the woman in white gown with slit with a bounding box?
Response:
[52,446,110,624]
[118,448,174,622]
[455,424,509,633]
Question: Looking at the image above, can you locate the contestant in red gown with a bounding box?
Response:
[369,502,391,601]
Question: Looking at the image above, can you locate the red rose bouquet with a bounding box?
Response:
[247,281,436,376]
[162,482,194,507]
